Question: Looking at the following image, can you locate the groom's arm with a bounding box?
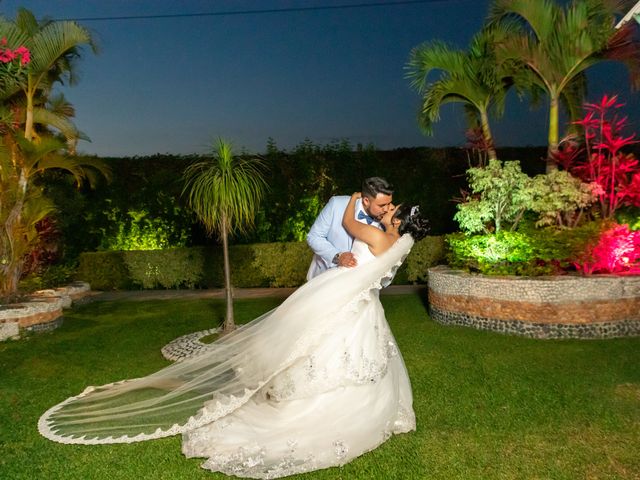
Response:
[306,197,341,268]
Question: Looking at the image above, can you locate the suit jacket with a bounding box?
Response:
[306,196,380,280]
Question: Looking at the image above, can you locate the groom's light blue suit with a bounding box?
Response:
[306,196,379,280]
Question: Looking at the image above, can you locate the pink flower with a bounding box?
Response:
[14,46,30,65]
[575,223,640,274]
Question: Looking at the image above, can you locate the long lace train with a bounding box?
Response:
[38,235,416,478]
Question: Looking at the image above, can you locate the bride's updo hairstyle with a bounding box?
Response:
[393,204,429,241]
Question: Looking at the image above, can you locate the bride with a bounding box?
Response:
[38,192,429,479]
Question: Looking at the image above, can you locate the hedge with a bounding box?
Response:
[76,236,445,290]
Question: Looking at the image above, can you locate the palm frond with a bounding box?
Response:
[603,21,640,89]
[489,0,559,42]
[560,73,588,129]
[406,41,466,92]
[32,107,89,142]
[29,21,95,77]
[0,15,29,48]
[183,139,268,238]
[15,8,40,37]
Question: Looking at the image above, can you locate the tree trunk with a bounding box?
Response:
[546,94,560,173]
[24,88,34,141]
[480,109,498,162]
[221,214,235,333]
[1,147,28,298]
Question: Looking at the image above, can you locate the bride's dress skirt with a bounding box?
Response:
[183,292,415,478]
[39,236,416,479]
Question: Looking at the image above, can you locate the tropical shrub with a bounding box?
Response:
[556,94,640,218]
[446,221,602,276]
[19,263,77,292]
[455,159,532,234]
[529,170,598,228]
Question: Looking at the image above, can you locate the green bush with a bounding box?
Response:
[394,236,446,283]
[18,263,78,293]
[122,248,206,289]
[445,221,603,276]
[76,251,132,290]
[616,207,640,231]
[76,237,445,290]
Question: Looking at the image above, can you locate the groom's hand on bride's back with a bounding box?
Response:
[337,252,357,268]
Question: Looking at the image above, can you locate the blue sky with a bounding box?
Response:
[1,0,639,157]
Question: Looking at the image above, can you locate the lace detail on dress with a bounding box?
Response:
[38,381,264,445]
[200,443,319,480]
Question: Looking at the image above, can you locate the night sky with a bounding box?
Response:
[1,0,639,157]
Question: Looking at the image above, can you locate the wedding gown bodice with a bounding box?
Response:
[351,238,376,265]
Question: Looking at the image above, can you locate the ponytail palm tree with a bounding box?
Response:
[183,139,268,333]
[489,0,640,171]
[407,24,523,162]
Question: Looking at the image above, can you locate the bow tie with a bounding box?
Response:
[357,210,374,224]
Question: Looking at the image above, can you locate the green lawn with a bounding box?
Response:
[1,294,638,479]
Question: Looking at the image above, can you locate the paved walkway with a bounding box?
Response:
[87,285,427,303]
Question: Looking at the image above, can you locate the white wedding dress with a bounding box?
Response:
[39,235,416,479]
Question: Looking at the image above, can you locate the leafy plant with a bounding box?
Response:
[18,262,76,292]
[454,159,533,234]
[557,94,640,218]
[529,169,597,228]
[446,220,602,276]
[98,202,190,251]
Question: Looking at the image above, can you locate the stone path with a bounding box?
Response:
[161,327,222,361]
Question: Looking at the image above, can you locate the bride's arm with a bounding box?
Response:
[342,192,386,249]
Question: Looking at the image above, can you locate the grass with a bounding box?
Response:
[1,293,639,479]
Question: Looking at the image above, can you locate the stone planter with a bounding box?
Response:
[427,266,640,339]
[0,282,92,341]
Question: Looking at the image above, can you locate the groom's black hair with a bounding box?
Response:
[361,177,394,198]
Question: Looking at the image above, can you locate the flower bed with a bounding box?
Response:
[0,282,92,341]
[428,267,640,339]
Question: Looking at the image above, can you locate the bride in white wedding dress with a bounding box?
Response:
[38,192,429,479]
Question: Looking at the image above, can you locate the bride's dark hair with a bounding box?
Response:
[393,204,429,241]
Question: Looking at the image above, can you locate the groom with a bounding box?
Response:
[306,176,394,280]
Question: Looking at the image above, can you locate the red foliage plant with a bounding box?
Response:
[555,94,640,218]
[574,223,640,275]
[22,218,61,277]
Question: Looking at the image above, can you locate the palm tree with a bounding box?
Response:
[0,136,110,296]
[183,139,268,333]
[489,0,640,171]
[406,24,524,162]
[0,8,97,143]
[0,9,107,298]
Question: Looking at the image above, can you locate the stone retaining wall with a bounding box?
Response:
[427,266,640,339]
[0,282,91,341]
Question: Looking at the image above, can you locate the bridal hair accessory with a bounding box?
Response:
[410,206,419,217]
